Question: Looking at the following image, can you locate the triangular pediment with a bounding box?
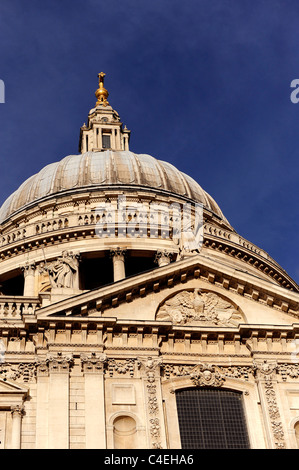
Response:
[0,378,28,394]
[34,254,299,323]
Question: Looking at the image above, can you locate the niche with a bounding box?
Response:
[113,415,137,449]
[0,273,24,296]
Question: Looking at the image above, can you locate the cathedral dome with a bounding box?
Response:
[0,150,229,225]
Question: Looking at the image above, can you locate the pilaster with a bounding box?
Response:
[81,352,107,449]
[10,405,24,449]
[138,356,167,449]
[36,353,73,449]
[253,360,287,449]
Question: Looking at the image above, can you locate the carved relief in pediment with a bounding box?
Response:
[156,288,244,327]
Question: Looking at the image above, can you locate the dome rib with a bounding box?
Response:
[0,151,229,225]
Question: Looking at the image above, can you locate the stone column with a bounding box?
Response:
[116,128,121,149]
[110,248,126,282]
[155,250,173,267]
[81,353,107,449]
[124,133,129,151]
[10,405,24,449]
[111,129,116,149]
[22,263,36,296]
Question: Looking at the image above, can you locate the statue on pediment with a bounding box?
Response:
[46,251,79,289]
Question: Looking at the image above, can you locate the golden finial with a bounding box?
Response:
[95,72,109,106]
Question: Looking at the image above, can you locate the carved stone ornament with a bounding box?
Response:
[156,289,243,326]
[0,362,37,383]
[37,352,74,374]
[11,405,25,417]
[43,251,79,289]
[138,356,164,450]
[108,358,136,377]
[137,356,163,377]
[81,352,107,373]
[189,363,225,388]
[163,363,253,383]
[253,360,278,378]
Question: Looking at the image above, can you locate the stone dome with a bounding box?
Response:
[0,150,230,225]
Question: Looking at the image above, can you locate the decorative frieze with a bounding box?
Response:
[163,362,256,385]
[278,363,299,381]
[107,358,136,377]
[163,363,226,388]
[0,362,36,383]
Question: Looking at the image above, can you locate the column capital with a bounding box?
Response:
[11,404,25,417]
[253,360,278,380]
[110,247,127,260]
[137,356,163,378]
[81,352,107,374]
[21,262,36,276]
[154,250,174,267]
[46,352,73,374]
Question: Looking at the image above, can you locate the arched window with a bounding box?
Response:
[176,388,250,449]
[113,415,137,449]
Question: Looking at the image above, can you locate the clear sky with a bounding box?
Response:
[0,0,298,284]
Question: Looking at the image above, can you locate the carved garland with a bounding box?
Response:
[137,357,163,449]
[253,361,286,449]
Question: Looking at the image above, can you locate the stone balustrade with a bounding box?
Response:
[0,296,39,320]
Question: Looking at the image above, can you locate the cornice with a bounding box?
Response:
[27,254,299,321]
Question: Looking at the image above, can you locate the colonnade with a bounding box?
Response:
[21,249,174,297]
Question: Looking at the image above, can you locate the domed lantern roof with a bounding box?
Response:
[0,150,230,226]
[0,73,230,228]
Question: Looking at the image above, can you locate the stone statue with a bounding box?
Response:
[47,251,79,289]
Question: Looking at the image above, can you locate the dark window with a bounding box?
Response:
[1,274,24,296]
[176,388,250,449]
[102,134,111,149]
[125,254,156,278]
[79,256,113,290]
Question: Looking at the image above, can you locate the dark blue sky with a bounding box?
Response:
[0,0,299,283]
